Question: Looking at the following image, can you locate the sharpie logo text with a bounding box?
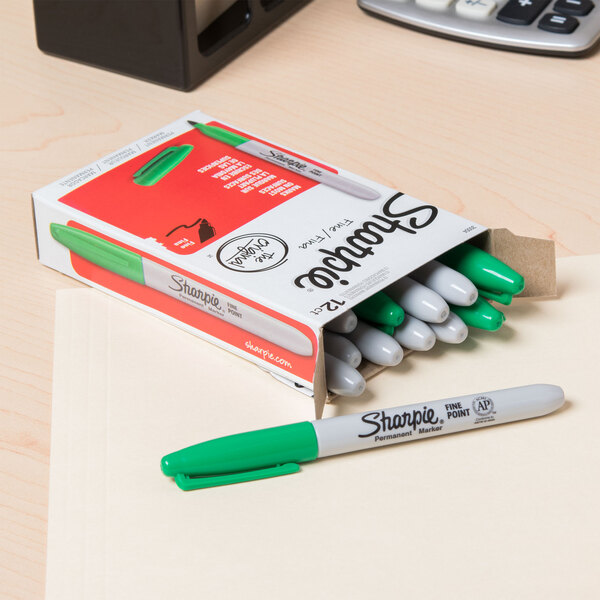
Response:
[294,194,438,289]
[169,275,222,310]
[358,407,440,438]
[261,150,308,172]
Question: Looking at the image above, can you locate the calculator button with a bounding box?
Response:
[456,0,497,18]
[497,0,551,24]
[415,0,454,11]
[538,12,580,30]
[554,0,593,15]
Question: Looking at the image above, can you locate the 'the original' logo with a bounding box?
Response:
[217,233,289,273]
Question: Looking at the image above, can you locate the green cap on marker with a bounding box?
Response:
[161,421,318,490]
[188,121,250,147]
[439,244,525,296]
[132,145,193,186]
[50,224,146,285]
[354,292,404,327]
[450,297,505,331]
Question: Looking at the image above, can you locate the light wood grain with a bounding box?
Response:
[1,0,599,597]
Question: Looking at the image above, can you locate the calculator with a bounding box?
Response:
[358,0,600,55]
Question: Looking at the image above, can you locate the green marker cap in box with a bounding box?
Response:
[450,297,505,331]
[161,421,318,490]
[188,121,250,147]
[439,244,525,296]
[354,292,405,327]
[50,224,145,285]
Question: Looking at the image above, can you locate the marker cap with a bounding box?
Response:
[132,145,193,186]
[323,331,362,368]
[439,244,525,296]
[324,353,366,397]
[450,297,505,331]
[392,314,436,351]
[411,261,478,306]
[429,312,468,344]
[354,291,404,327]
[188,121,249,147]
[161,421,318,490]
[345,321,403,366]
[50,224,145,285]
[385,277,449,324]
[324,310,358,334]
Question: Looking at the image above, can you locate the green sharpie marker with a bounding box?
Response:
[161,384,564,490]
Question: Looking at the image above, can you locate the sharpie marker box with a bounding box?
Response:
[32,111,556,418]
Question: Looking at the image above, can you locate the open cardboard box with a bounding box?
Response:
[31,112,557,418]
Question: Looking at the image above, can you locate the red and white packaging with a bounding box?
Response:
[33,111,552,416]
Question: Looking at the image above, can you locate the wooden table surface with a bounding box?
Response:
[1,0,599,597]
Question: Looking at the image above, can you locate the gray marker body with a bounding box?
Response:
[312,385,565,457]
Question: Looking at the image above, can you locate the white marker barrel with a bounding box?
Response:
[312,385,565,457]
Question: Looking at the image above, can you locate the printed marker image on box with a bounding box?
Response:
[188,121,381,201]
[50,224,314,357]
[132,145,194,186]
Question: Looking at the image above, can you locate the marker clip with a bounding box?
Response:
[133,145,193,186]
[478,288,513,305]
[173,463,300,490]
